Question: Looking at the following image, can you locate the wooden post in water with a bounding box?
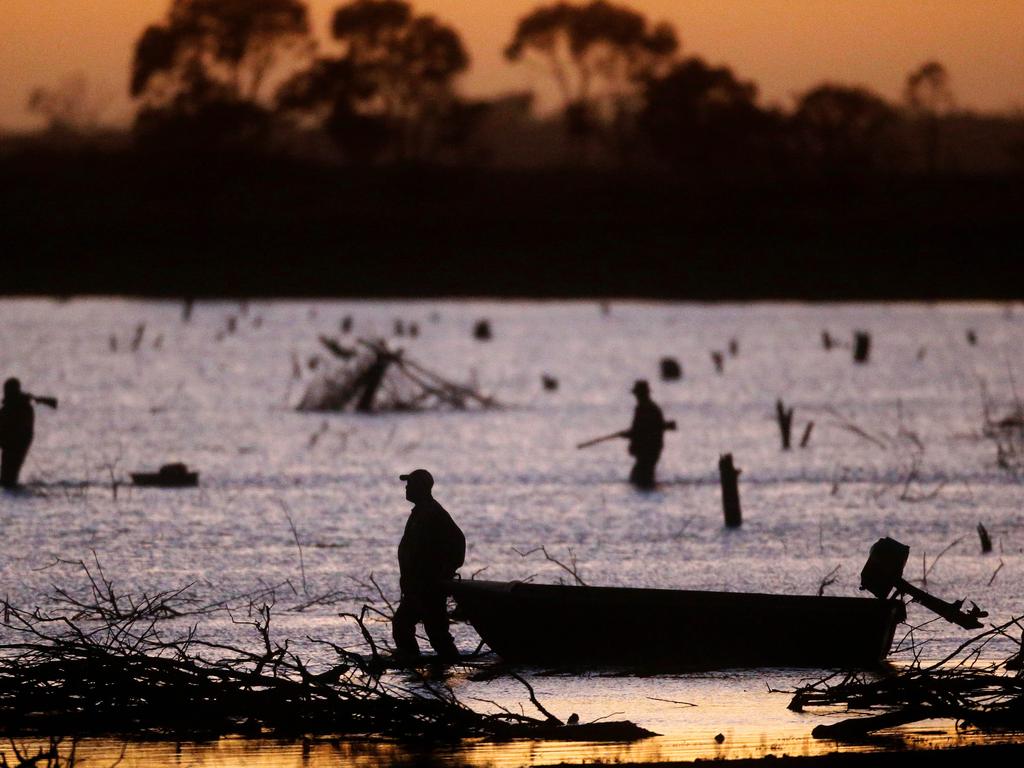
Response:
[719,454,742,528]
[711,351,724,374]
[800,421,815,448]
[660,357,682,381]
[776,399,794,450]
[977,523,993,554]
[853,331,871,363]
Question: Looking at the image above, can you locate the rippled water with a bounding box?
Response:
[1,299,1022,763]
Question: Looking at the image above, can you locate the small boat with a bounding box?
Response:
[131,463,199,488]
[448,580,905,670]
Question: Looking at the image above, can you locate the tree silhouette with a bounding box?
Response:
[505,1,677,149]
[793,84,896,177]
[278,0,469,163]
[131,0,311,149]
[904,61,954,174]
[641,57,779,178]
[27,73,105,135]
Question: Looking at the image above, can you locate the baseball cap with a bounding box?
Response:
[399,468,434,489]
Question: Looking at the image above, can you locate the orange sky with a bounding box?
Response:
[2,0,1023,129]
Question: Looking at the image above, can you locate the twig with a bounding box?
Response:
[275,499,308,597]
[510,673,562,724]
[512,546,587,586]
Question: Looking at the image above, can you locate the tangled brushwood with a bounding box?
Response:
[789,618,1024,740]
[298,338,498,413]
[0,565,651,743]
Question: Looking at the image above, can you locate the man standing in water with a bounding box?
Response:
[393,469,465,662]
[0,378,36,489]
[627,380,670,489]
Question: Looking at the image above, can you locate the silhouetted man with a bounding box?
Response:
[0,378,35,489]
[628,380,668,489]
[393,469,465,662]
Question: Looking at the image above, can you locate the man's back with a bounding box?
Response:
[0,394,33,448]
[398,498,465,592]
[630,399,665,455]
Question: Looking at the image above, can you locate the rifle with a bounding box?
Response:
[576,420,677,450]
[28,394,58,409]
[576,430,630,450]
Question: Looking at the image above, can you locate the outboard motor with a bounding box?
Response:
[861,537,987,630]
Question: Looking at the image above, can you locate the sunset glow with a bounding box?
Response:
[2,0,1023,129]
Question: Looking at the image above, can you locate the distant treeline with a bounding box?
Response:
[2,148,1020,298]
[2,0,1021,298]
[13,0,1024,176]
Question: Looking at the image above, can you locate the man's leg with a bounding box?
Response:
[629,458,643,486]
[392,595,422,657]
[1,444,27,489]
[421,591,459,661]
[631,454,655,489]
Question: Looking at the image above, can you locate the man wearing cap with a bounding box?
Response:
[628,380,668,489]
[393,469,465,662]
[0,378,35,489]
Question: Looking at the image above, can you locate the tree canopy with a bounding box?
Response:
[505,0,677,135]
[131,0,311,107]
[793,84,897,175]
[642,58,777,176]
[277,0,470,162]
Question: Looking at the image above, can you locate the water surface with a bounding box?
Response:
[1,299,1022,763]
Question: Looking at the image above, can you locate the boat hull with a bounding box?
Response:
[449,580,904,670]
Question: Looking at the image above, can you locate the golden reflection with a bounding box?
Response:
[6,725,1024,768]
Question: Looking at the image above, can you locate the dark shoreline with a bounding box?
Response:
[539,740,1024,767]
[2,149,1020,300]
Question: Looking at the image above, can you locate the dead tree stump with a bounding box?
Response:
[130,323,146,352]
[800,421,815,448]
[719,454,742,528]
[473,319,492,341]
[660,357,682,381]
[853,331,871,363]
[977,523,993,554]
[776,399,794,450]
[711,351,724,374]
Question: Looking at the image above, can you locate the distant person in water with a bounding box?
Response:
[0,378,35,489]
[393,469,465,662]
[628,380,669,489]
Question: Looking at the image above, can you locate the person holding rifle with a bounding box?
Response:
[577,380,674,489]
[0,378,57,489]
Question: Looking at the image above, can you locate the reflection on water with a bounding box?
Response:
[6,726,1024,767]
